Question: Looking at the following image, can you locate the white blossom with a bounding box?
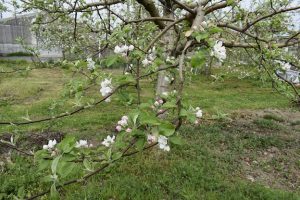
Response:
[102,135,115,147]
[142,58,152,66]
[211,41,226,62]
[162,92,169,96]
[87,58,95,70]
[122,116,129,121]
[43,139,57,150]
[100,79,113,102]
[158,135,170,151]
[154,101,160,107]
[114,44,134,56]
[114,45,122,54]
[195,107,203,118]
[118,119,128,127]
[128,45,134,51]
[282,62,292,71]
[147,134,157,144]
[75,140,92,148]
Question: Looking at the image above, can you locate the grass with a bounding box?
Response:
[0,60,300,199]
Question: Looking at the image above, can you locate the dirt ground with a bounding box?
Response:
[228,109,300,191]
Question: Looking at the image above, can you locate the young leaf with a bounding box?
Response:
[169,135,184,145]
[159,122,175,136]
[83,159,94,172]
[50,184,60,200]
[135,137,146,151]
[57,136,76,153]
[51,155,62,175]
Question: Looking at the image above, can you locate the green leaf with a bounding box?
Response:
[38,159,51,171]
[180,108,188,117]
[51,155,62,175]
[227,0,235,6]
[105,55,120,67]
[135,137,146,151]
[130,111,140,126]
[41,175,54,183]
[162,101,177,109]
[190,51,207,69]
[169,135,184,145]
[57,136,76,153]
[194,32,209,42]
[208,26,223,34]
[17,186,25,199]
[112,152,123,161]
[83,159,94,172]
[117,74,136,84]
[159,122,175,136]
[140,111,160,126]
[50,184,60,200]
[57,161,76,178]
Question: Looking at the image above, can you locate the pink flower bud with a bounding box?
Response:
[116,125,122,132]
[126,128,132,133]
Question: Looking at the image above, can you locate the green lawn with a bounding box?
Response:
[0,59,299,199]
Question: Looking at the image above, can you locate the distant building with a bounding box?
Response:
[0,13,62,58]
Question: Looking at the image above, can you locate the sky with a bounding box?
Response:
[1,0,299,29]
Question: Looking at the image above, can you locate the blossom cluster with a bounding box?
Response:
[154,99,164,107]
[87,58,95,70]
[76,140,93,148]
[114,44,134,57]
[116,115,132,133]
[194,107,203,125]
[102,135,116,147]
[276,60,292,71]
[211,41,226,62]
[142,47,156,66]
[100,78,113,102]
[43,139,57,150]
[147,134,170,151]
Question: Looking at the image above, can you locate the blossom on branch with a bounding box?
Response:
[114,44,134,57]
[43,139,57,150]
[87,58,95,70]
[147,134,157,144]
[75,140,92,148]
[158,135,170,152]
[102,135,115,147]
[211,41,226,62]
[100,78,113,102]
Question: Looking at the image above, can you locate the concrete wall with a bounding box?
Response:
[0,16,63,58]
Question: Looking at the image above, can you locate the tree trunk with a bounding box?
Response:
[155,4,175,96]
